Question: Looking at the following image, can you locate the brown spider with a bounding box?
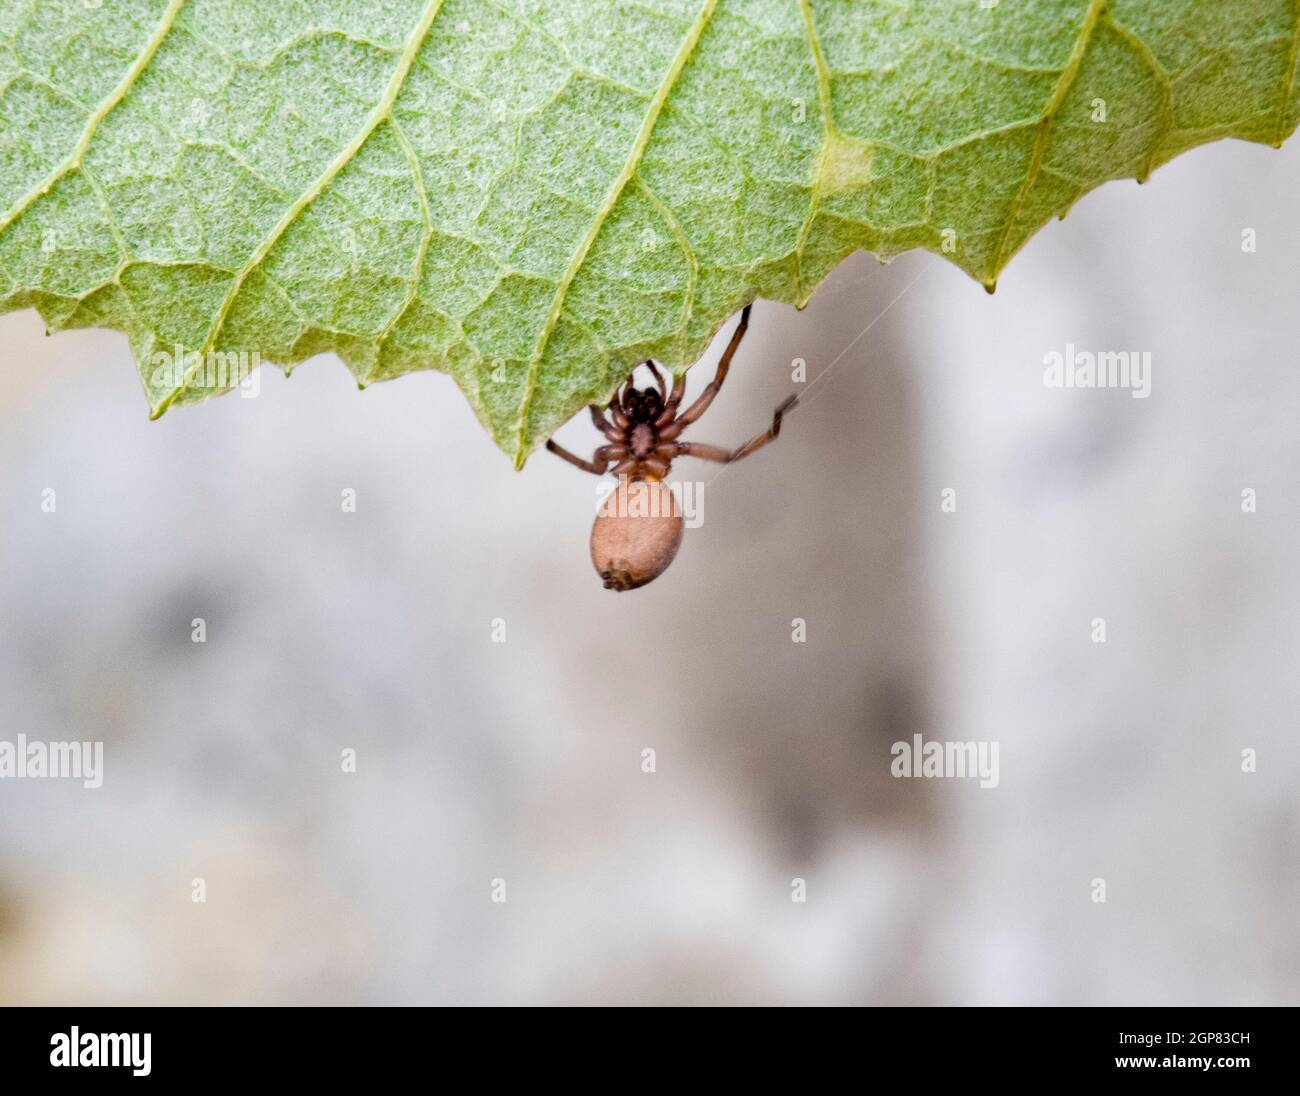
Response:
[545,305,797,481]
[546,304,798,591]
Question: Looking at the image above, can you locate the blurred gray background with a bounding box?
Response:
[0,137,1296,1006]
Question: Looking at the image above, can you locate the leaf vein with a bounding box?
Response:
[369,116,436,380]
[167,0,448,412]
[987,0,1106,284]
[0,0,186,236]
[1103,11,1175,180]
[511,0,720,466]
[794,0,837,304]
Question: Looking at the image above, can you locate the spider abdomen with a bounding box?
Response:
[590,478,683,592]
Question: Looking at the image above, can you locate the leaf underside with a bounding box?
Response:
[1,1,1296,465]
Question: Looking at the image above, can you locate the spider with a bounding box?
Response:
[544,304,797,482]
[546,304,798,591]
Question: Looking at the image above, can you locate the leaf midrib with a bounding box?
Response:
[510,0,721,468]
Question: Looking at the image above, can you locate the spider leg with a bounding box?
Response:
[644,361,667,400]
[589,404,625,441]
[663,395,796,464]
[609,383,632,430]
[655,372,687,427]
[661,442,728,463]
[669,303,751,430]
[546,439,626,475]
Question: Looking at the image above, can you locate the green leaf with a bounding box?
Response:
[1,1,1296,464]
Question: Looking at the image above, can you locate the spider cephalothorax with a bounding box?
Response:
[620,386,663,424]
[545,304,797,590]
